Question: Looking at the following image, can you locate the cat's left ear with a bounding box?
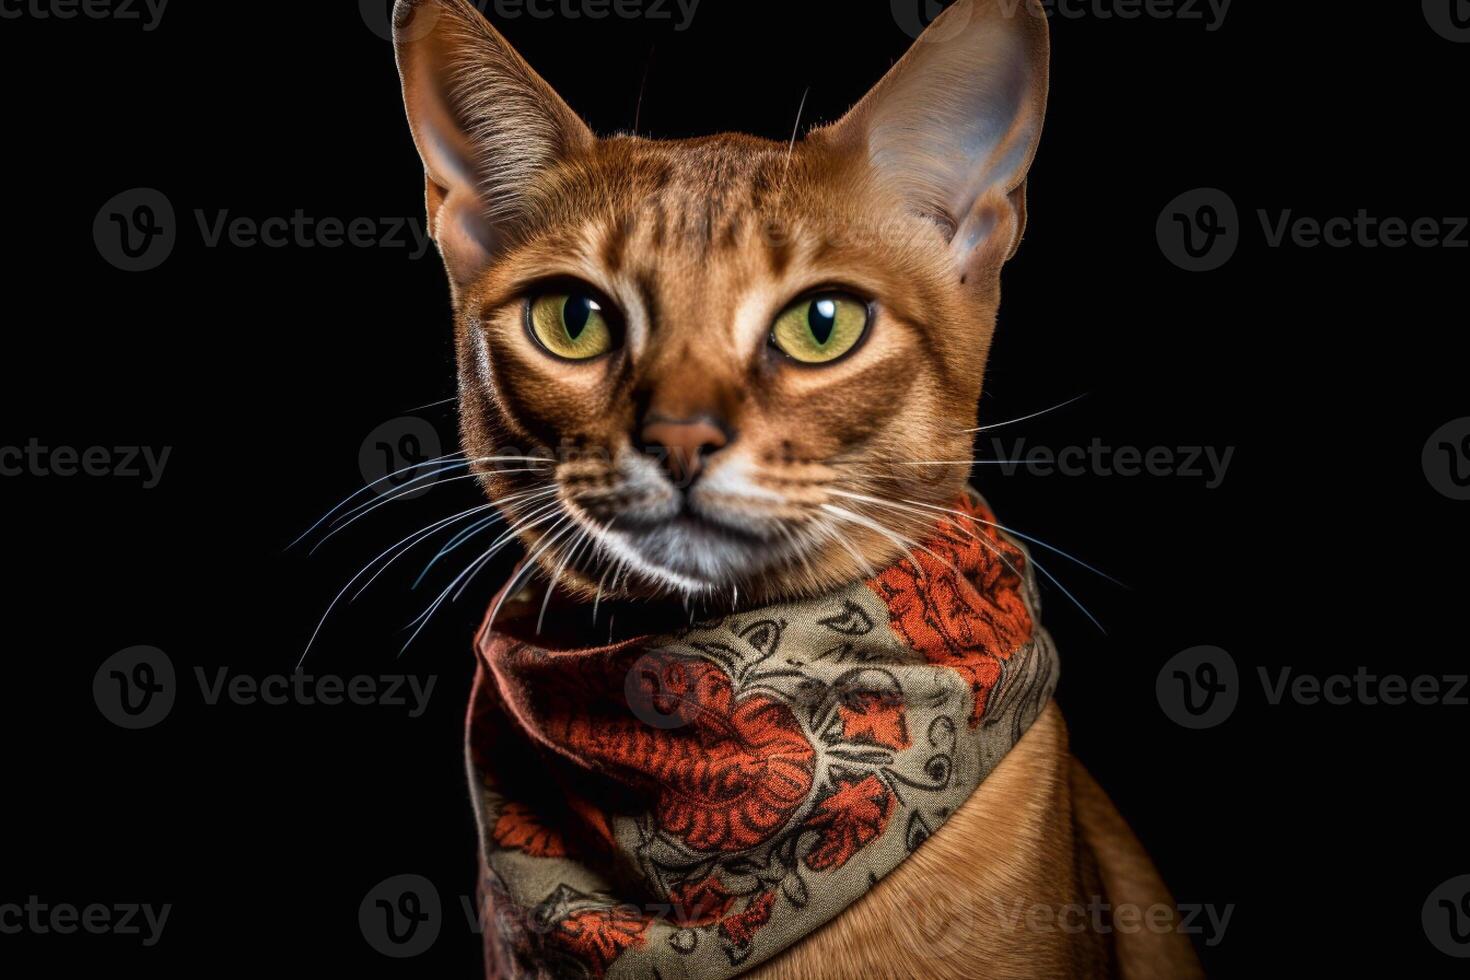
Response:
[825,0,1049,280]
[393,0,594,297]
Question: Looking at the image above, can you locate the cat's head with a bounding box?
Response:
[392,0,1048,605]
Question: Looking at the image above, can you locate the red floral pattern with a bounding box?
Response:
[667,876,736,928]
[718,890,777,948]
[801,774,895,872]
[550,907,652,979]
[511,653,817,854]
[491,801,568,858]
[867,497,1034,727]
[471,496,1052,979]
[837,690,911,750]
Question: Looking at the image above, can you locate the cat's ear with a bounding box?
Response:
[393,0,593,295]
[825,0,1049,280]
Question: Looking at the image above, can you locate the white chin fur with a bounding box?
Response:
[588,450,796,595]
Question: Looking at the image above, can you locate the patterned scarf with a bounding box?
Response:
[466,494,1059,979]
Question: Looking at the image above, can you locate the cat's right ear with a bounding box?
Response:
[823,0,1049,283]
[393,0,593,296]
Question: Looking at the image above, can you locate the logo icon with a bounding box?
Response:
[362,0,444,42]
[1156,646,1238,729]
[891,0,979,42]
[93,646,176,729]
[625,650,711,730]
[94,188,177,272]
[1424,875,1470,957]
[359,416,444,500]
[1423,418,1470,500]
[1157,188,1240,272]
[1424,0,1470,42]
[360,874,442,957]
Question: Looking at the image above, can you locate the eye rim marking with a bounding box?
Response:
[521,277,627,364]
[768,289,874,367]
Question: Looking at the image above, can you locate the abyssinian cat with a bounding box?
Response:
[390,0,1204,976]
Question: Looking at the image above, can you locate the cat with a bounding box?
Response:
[390,0,1204,976]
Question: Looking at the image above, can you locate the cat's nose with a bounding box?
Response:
[639,416,731,486]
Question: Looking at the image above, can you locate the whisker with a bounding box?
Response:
[831,490,1109,633]
[589,516,619,623]
[538,525,596,635]
[811,516,877,579]
[296,501,496,670]
[819,503,930,578]
[399,496,577,653]
[963,393,1089,433]
[311,464,549,554]
[449,499,568,602]
[483,518,579,638]
[836,490,1122,587]
[412,487,559,588]
[287,452,466,550]
[405,396,458,412]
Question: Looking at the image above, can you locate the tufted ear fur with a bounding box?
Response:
[393,0,594,297]
[824,0,1049,283]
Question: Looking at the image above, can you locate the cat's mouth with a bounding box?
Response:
[604,507,786,593]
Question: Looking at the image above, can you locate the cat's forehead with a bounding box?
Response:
[597,133,791,208]
[530,134,845,257]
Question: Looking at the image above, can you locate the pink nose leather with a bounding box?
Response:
[639,418,729,484]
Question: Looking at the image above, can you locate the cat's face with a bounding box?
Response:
[393,0,1048,604]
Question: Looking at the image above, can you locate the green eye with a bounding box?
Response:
[770,294,869,364]
[528,292,614,360]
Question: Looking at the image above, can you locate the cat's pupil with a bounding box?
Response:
[563,295,593,339]
[809,299,837,345]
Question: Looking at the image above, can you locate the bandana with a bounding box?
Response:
[466,494,1059,979]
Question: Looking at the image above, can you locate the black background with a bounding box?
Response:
[3,0,1466,976]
